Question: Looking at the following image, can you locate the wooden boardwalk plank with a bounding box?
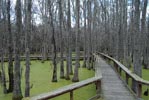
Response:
[97,57,137,100]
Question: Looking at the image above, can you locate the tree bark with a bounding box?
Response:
[132,0,141,94]
[147,17,149,69]
[66,0,71,80]
[141,0,148,69]
[0,1,7,94]
[82,0,87,68]
[72,0,80,82]
[48,0,57,82]
[25,0,32,97]
[0,48,7,94]
[68,0,73,75]
[12,0,23,99]
[118,0,124,62]
[59,0,64,79]
[7,0,14,93]
[130,0,135,64]
[86,0,92,70]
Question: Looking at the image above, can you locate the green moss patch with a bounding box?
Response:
[0,60,96,100]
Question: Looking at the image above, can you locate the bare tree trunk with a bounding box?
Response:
[41,0,48,63]
[12,0,23,100]
[0,48,7,94]
[0,0,2,17]
[82,0,87,68]
[0,1,7,94]
[72,0,80,82]
[118,0,124,62]
[92,0,98,69]
[41,30,48,63]
[25,48,30,97]
[0,0,1,84]
[123,0,131,69]
[147,17,149,69]
[68,0,73,75]
[48,0,57,82]
[66,0,71,80]
[130,0,134,64]
[141,0,148,69]
[115,0,119,59]
[59,0,64,79]
[7,0,14,93]
[93,0,98,53]
[51,27,57,82]
[25,0,32,97]
[86,0,91,70]
[132,0,141,94]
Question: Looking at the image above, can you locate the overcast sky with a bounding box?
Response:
[11,0,149,25]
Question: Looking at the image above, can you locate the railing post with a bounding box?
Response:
[119,68,122,76]
[131,78,136,93]
[131,79,142,98]
[114,62,118,72]
[93,55,95,70]
[96,80,101,94]
[137,83,142,98]
[125,73,129,84]
[70,91,73,100]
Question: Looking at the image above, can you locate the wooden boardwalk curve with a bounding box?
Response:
[96,56,137,100]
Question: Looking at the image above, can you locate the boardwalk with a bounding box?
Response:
[96,56,137,100]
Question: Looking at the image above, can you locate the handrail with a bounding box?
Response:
[30,54,102,100]
[98,52,149,98]
[31,77,101,100]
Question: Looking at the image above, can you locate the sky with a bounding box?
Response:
[11,0,149,25]
[11,0,41,24]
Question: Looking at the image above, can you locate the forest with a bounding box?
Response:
[0,0,149,100]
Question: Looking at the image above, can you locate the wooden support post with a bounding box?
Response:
[137,83,142,98]
[70,91,73,100]
[125,73,129,84]
[114,63,118,72]
[131,78,135,93]
[96,80,101,94]
[131,79,139,95]
[119,68,122,76]
[92,56,95,70]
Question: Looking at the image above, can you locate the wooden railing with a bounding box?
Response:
[30,54,102,100]
[31,77,101,100]
[98,52,149,98]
